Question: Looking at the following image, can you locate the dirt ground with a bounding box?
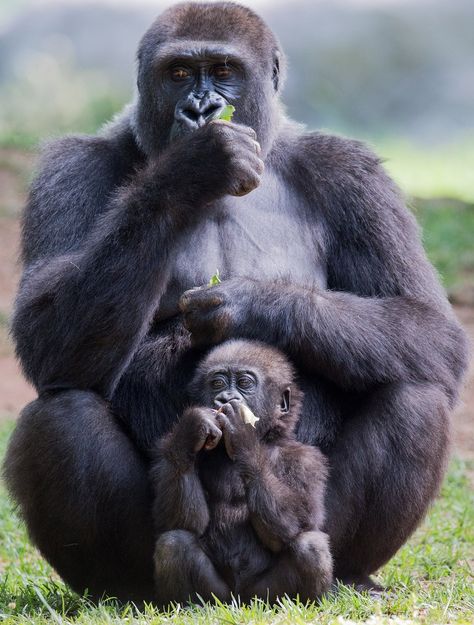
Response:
[0,149,472,462]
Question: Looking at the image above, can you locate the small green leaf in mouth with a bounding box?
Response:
[217,105,236,122]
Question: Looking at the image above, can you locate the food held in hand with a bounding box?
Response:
[240,404,259,428]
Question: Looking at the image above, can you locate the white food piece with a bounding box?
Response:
[240,404,259,428]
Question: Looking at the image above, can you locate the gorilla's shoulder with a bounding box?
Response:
[36,135,114,182]
[274,129,406,227]
[36,126,141,186]
[23,129,143,263]
[291,131,384,184]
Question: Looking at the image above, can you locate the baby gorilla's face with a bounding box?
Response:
[199,364,290,430]
[188,341,296,435]
[207,366,259,410]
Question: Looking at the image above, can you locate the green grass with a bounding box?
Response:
[375,138,474,204]
[0,421,473,624]
[414,198,474,292]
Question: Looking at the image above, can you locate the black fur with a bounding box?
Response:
[151,340,331,605]
[3,1,469,602]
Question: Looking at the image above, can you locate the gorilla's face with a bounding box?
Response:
[133,3,285,157]
[159,50,246,140]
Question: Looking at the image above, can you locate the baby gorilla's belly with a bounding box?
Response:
[202,504,274,593]
[199,454,275,593]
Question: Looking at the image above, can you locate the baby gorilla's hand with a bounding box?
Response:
[215,400,258,461]
[175,407,222,455]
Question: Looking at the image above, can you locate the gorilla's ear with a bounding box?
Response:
[280,387,291,413]
[272,50,281,91]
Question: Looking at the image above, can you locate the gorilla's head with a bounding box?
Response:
[189,340,303,441]
[132,2,286,156]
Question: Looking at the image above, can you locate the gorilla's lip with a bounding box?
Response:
[171,104,227,139]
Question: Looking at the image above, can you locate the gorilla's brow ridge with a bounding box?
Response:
[152,42,247,69]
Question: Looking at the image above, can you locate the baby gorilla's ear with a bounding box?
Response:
[280,388,291,414]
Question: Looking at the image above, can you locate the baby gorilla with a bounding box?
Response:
[151,340,332,606]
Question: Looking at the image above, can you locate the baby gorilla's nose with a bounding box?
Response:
[213,392,241,408]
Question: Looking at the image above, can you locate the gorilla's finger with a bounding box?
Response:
[203,422,222,450]
[253,140,262,155]
[218,401,242,424]
[179,288,224,312]
[215,413,234,435]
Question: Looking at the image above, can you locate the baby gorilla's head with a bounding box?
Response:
[189,340,303,439]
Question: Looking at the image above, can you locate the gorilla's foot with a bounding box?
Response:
[337,574,385,596]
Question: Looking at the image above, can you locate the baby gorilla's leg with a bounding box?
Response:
[240,530,333,603]
[154,530,231,606]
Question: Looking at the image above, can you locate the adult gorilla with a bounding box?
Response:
[4,1,468,602]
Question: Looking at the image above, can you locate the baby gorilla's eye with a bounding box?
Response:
[213,65,233,80]
[210,378,226,390]
[237,376,255,390]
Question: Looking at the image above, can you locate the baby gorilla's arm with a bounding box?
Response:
[151,408,230,606]
[217,401,333,600]
[216,401,328,549]
[151,407,221,535]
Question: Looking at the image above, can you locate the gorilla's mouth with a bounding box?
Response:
[171,104,225,140]
[171,90,229,139]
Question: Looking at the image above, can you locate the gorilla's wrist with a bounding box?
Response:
[157,431,198,473]
[144,134,232,208]
[234,442,263,475]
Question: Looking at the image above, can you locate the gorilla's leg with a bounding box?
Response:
[154,530,231,606]
[240,530,332,603]
[325,381,450,588]
[3,390,155,602]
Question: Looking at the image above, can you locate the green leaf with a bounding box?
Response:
[217,105,235,122]
[209,269,222,286]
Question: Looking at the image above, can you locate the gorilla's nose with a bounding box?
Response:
[177,92,227,130]
[214,392,240,407]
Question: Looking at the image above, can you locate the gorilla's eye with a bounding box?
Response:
[213,65,233,80]
[210,378,226,390]
[237,375,255,390]
[170,67,192,82]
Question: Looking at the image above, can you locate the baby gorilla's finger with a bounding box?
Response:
[215,412,233,434]
[217,401,242,425]
[215,413,237,460]
[203,421,222,450]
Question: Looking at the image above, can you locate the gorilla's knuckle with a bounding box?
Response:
[201,293,224,309]
[211,120,233,140]
[250,159,263,176]
[238,125,257,140]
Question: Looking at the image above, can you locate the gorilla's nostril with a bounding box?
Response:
[182,109,200,122]
[203,104,221,120]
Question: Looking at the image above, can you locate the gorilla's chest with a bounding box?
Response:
[161,172,326,314]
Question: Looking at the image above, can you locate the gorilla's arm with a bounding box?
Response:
[217,402,326,551]
[182,136,468,402]
[150,408,221,535]
[13,137,187,396]
[12,121,261,397]
[241,443,326,551]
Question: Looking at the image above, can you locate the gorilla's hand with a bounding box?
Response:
[171,407,222,458]
[158,121,264,203]
[179,278,254,347]
[209,121,264,197]
[216,400,258,461]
